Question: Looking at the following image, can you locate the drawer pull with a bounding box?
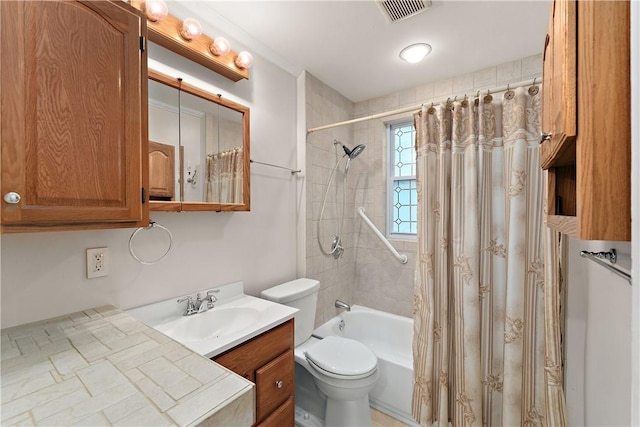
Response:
[275,380,284,389]
[540,132,552,144]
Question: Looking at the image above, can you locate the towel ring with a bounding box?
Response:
[129,221,173,265]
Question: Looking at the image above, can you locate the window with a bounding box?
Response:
[388,121,417,236]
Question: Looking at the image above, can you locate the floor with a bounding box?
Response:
[371,409,412,427]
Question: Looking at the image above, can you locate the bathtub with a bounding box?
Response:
[313,305,418,426]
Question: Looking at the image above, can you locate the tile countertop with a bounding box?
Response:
[0,305,254,426]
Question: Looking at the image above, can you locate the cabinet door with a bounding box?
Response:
[1,1,148,229]
[257,397,294,427]
[540,0,576,169]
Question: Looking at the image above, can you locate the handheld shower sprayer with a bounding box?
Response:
[318,140,368,259]
[334,140,366,160]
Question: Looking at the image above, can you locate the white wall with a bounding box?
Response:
[565,239,632,426]
[1,33,299,328]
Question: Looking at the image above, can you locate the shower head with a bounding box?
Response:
[336,141,366,159]
[349,144,365,159]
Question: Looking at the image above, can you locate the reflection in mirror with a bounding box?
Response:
[148,80,181,201]
[147,70,250,211]
[203,102,244,204]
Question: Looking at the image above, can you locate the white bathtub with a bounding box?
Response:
[313,305,418,426]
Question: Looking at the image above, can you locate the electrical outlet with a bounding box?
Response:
[86,247,109,279]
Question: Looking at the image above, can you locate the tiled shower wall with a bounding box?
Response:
[305,73,357,327]
[305,54,542,323]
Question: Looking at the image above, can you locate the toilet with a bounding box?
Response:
[261,278,379,427]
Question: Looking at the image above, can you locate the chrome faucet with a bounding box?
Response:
[177,289,220,316]
[196,289,219,313]
[335,299,351,311]
[177,296,198,316]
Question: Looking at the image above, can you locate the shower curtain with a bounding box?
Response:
[411,87,567,426]
[205,147,244,203]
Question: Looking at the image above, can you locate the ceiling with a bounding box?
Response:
[171,1,551,103]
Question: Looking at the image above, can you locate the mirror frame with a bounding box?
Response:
[148,70,250,212]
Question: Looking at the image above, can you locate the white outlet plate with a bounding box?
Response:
[86,247,109,279]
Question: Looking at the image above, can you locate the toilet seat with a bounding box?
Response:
[304,336,377,379]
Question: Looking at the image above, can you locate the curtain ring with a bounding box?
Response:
[428,101,436,115]
[505,83,515,100]
[528,77,540,96]
[129,221,173,265]
[483,89,493,104]
[461,94,469,108]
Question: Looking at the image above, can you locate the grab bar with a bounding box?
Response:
[580,249,632,285]
[357,207,408,264]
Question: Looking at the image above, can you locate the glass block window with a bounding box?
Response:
[389,122,417,236]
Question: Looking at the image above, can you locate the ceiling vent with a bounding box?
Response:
[378,0,432,23]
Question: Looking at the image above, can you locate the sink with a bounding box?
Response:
[126,281,298,358]
[155,306,262,343]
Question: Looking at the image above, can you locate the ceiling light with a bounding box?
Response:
[144,0,168,22]
[235,51,254,69]
[180,18,202,41]
[210,37,231,56]
[399,43,432,63]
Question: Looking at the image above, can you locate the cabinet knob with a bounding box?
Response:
[540,132,552,144]
[3,192,21,204]
[275,380,284,389]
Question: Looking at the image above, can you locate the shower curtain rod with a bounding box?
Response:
[307,77,539,134]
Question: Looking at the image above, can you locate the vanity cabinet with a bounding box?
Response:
[541,0,630,241]
[0,0,148,232]
[213,319,295,426]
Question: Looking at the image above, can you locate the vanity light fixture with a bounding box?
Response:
[210,37,231,56]
[235,51,254,69]
[130,0,249,81]
[180,18,202,41]
[399,43,432,63]
[143,0,168,22]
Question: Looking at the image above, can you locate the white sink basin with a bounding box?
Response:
[156,306,263,343]
[126,281,298,358]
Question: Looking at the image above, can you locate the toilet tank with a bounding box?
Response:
[260,278,320,346]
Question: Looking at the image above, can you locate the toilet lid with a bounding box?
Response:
[305,336,377,378]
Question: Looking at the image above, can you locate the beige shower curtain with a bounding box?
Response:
[411,87,567,426]
[205,147,244,203]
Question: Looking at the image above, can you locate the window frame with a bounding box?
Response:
[387,120,417,239]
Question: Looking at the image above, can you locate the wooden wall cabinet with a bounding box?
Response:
[1,1,148,233]
[149,141,177,201]
[541,0,630,241]
[214,320,295,427]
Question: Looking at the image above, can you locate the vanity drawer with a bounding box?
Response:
[256,350,294,421]
[257,396,294,427]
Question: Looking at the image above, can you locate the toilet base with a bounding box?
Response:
[324,396,373,427]
[294,405,324,427]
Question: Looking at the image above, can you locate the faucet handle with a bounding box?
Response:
[177,296,197,315]
[206,289,219,301]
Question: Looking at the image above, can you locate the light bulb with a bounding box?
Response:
[144,0,168,22]
[399,43,432,64]
[180,18,202,41]
[209,37,231,56]
[235,51,253,69]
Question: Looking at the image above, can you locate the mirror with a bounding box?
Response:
[148,70,250,211]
